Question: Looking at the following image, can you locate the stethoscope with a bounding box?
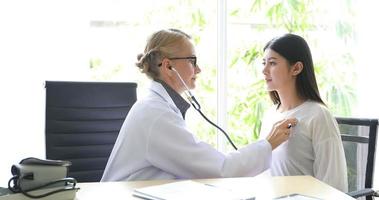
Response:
[170,67,239,150]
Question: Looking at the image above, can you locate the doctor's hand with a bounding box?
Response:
[265,118,298,150]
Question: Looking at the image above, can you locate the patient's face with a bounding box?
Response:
[262,49,294,93]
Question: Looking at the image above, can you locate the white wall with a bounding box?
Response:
[0,0,90,184]
[356,0,379,189]
[356,1,379,118]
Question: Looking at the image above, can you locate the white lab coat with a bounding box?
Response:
[101,81,272,181]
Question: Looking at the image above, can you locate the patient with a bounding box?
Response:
[258,33,348,192]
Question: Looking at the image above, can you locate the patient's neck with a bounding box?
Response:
[277,91,305,113]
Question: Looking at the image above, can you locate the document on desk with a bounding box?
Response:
[274,193,321,200]
[133,180,254,200]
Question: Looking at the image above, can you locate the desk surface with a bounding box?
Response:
[76,175,354,200]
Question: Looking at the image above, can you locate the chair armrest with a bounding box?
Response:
[347,188,377,198]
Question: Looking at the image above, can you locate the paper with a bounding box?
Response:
[133,180,254,200]
[274,193,321,200]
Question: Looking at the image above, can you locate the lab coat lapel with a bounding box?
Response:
[149,81,182,116]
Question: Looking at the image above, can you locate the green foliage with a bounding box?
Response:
[89,58,124,80]
[88,0,358,149]
[227,0,358,145]
[229,80,270,144]
[336,20,355,42]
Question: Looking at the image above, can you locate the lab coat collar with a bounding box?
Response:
[150,80,190,119]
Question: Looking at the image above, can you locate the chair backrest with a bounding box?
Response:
[336,117,378,199]
[45,81,137,182]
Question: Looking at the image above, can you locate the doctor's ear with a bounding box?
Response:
[160,58,174,76]
[292,62,303,76]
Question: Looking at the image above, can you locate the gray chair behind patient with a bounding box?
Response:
[336,117,379,200]
[45,81,137,182]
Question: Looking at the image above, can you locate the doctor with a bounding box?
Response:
[101,28,297,181]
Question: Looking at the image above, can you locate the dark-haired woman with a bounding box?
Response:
[259,33,348,192]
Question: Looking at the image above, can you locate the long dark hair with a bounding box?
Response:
[263,33,325,106]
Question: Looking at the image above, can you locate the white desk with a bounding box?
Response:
[76,175,354,199]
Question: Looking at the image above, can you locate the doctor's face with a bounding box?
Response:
[170,39,201,92]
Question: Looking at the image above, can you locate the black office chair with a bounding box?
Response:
[45,81,137,182]
[336,117,379,200]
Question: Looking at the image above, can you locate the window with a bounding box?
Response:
[1,0,378,186]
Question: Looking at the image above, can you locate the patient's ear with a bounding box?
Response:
[292,61,303,76]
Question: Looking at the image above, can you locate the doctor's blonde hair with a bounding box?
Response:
[136,29,192,80]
